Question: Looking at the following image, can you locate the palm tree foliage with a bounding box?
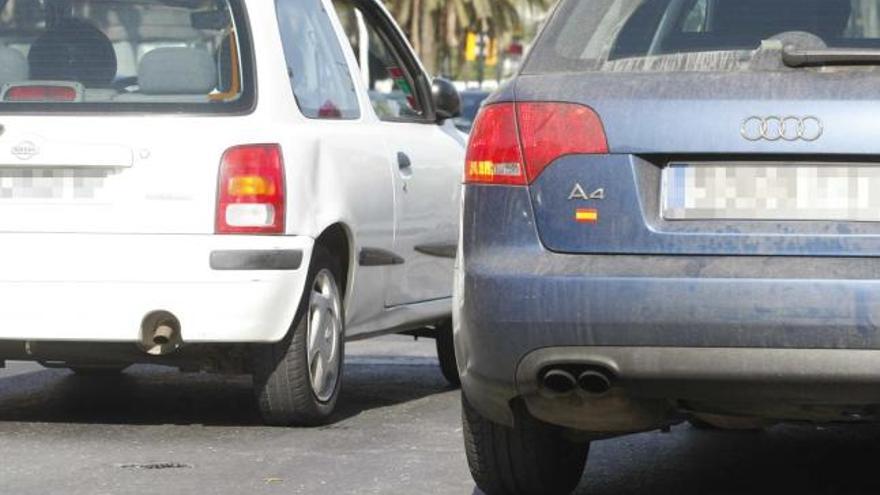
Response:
[384,0,552,75]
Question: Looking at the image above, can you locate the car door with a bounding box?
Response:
[275,0,396,333]
[332,0,464,308]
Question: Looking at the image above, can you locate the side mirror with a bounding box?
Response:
[432,77,462,121]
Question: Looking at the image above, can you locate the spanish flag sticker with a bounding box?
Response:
[575,208,599,224]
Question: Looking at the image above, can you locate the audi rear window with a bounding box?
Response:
[526,0,880,73]
[0,0,252,113]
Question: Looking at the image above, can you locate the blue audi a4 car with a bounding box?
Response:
[455,0,880,493]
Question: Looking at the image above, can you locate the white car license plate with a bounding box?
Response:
[0,168,113,201]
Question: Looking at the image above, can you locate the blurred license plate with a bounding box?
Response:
[662,162,880,222]
[0,168,112,201]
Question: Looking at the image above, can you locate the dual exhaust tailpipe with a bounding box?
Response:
[541,366,615,396]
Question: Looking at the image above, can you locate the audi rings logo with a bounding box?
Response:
[741,116,824,142]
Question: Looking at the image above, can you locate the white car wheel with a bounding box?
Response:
[254,246,346,426]
[306,269,343,403]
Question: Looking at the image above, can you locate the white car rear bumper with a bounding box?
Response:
[0,233,312,343]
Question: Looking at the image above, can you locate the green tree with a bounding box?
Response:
[385,0,551,76]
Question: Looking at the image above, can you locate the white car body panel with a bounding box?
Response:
[384,120,464,307]
[0,234,311,342]
[0,0,463,348]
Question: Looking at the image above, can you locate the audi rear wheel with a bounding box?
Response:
[462,394,589,495]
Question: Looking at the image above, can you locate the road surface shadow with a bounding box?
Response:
[577,423,880,494]
[464,423,880,494]
[0,356,453,427]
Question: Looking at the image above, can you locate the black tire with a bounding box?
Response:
[68,365,128,376]
[462,394,589,495]
[253,246,346,427]
[435,320,460,387]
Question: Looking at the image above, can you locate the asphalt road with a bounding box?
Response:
[1,335,880,495]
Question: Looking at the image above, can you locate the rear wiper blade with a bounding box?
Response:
[782,45,880,67]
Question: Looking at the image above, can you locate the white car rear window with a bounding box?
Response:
[0,0,252,112]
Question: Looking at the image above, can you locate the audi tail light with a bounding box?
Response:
[465,104,526,185]
[216,144,286,234]
[465,102,608,185]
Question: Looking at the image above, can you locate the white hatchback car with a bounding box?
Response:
[0,0,464,425]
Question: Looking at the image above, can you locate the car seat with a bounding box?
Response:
[138,47,216,95]
[28,18,117,88]
[0,47,28,86]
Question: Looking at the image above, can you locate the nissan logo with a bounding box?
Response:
[741,116,823,142]
[11,140,38,160]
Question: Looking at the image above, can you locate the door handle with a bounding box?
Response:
[397,152,412,170]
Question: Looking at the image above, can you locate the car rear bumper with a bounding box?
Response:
[455,185,880,429]
[0,233,312,345]
[515,346,880,432]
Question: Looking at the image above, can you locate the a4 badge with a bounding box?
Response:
[569,183,603,224]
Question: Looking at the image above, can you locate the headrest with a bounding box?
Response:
[713,0,852,40]
[28,19,117,87]
[0,47,28,85]
[138,48,217,95]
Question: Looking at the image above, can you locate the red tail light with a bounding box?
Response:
[465,104,526,185]
[216,144,286,234]
[517,102,608,181]
[465,102,608,185]
[5,85,77,102]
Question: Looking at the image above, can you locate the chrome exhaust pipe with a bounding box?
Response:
[577,369,613,395]
[140,311,181,356]
[541,369,577,394]
[152,324,175,346]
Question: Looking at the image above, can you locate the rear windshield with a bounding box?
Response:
[0,0,251,112]
[526,0,880,73]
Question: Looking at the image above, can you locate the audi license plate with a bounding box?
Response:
[662,162,880,221]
